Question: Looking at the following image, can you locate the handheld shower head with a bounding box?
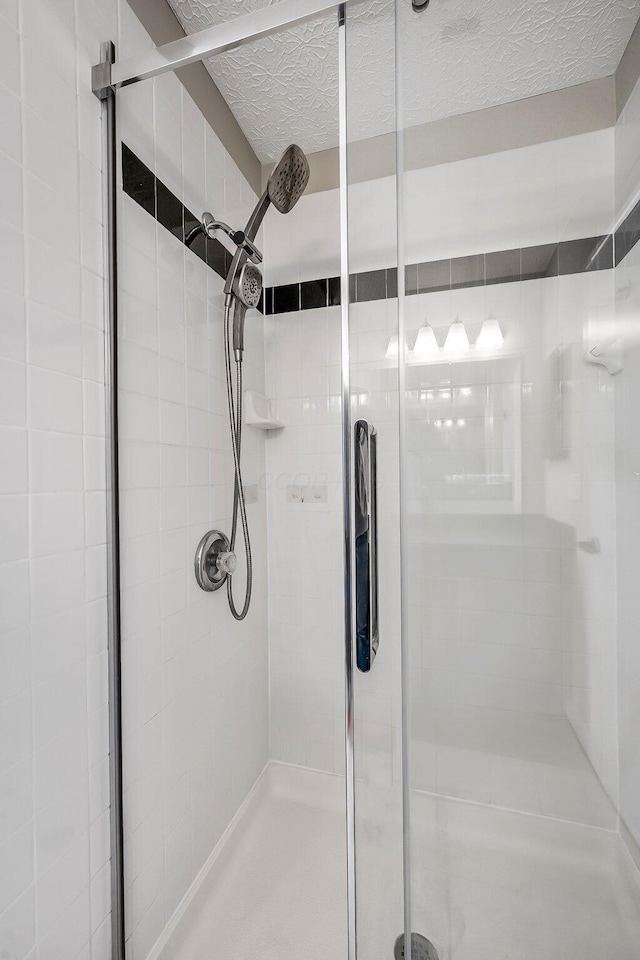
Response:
[216,147,309,623]
[236,262,263,310]
[267,144,310,214]
[229,262,263,358]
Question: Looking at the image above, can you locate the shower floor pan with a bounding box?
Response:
[148,763,640,960]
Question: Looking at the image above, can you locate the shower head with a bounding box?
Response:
[236,262,263,309]
[267,144,310,214]
[224,143,309,320]
[229,262,263,358]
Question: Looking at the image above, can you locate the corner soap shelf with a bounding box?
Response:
[244,390,283,430]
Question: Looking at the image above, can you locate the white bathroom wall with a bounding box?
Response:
[265,307,345,772]
[264,127,619,828]
[263,285,406,960]
[401,269,618,827]
[0,2,269,959]
[402,281,567,805]
[614,74,640,859]
[264,297,404,786]
[115,22,270,960]
[0,1,113,957]
[541,266,618,805]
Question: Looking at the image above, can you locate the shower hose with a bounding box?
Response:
[223,298,252,620]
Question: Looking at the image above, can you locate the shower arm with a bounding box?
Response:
[201,213,263,265]
[242,189,270,244]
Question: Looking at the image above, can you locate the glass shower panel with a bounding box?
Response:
[116,6,411,958]
[345,3,406,957]
[396,3,640,958]
[116,70,273,958]
[115,12,349,957]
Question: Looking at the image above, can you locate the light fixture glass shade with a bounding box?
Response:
[385,334,399,359]
[476,316,504,351]
[444,318,469,354]
[413,324,439,359]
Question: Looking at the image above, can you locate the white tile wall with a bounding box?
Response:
[542,269,619,804]
[264,294,405,794]
[265,307,345,772]
[401,169,618,821]
[116,32,270,960]
[0,2,270,959]
[0,1,113,957]
[398,273,618,826]
[266,128,620,829]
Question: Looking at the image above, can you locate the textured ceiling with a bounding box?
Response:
[167,0,640,163]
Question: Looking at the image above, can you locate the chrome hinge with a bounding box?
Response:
[92,41,115,100]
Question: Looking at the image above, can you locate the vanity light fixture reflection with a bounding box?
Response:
[443,316,470,353]
[413,323,439,359]
[392,316,504,363]
[476,315,504,351]
[434,418,467,428]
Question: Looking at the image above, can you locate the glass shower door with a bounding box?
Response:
[344,3,408,958]
[114,4,409,959]
[115,16,351,958]
[395,2,640,958]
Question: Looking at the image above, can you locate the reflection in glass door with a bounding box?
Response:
[396,2,640,958]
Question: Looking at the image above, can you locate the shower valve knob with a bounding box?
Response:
[216,551,237,576]
[194,530,234,592]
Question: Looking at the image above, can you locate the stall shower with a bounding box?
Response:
[2,2,640,960]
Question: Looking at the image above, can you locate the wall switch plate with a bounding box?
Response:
[306,484,328,503]
[286,485,304,503]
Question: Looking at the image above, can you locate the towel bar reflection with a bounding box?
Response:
[355,419,379,672]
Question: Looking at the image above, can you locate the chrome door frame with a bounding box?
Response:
[92,0,358,96]
[94,39,126,960]
[338,6,357,958]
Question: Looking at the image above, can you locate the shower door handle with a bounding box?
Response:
[354,419,379,672]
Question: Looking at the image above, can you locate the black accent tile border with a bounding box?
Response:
[615,195,640,266]
[156,181,184,241]
[273,283,300,314]
[452,254,484,290]
[417,258,450,293]
[300,278,328,310]
[485,248,520,284]
[405,263,418,297]
[328,276,341,307]
[355,268,387,302]
[122,145,155,217]
[120,144,257,310]
[264,233,619,315]
[122,144,632,321]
